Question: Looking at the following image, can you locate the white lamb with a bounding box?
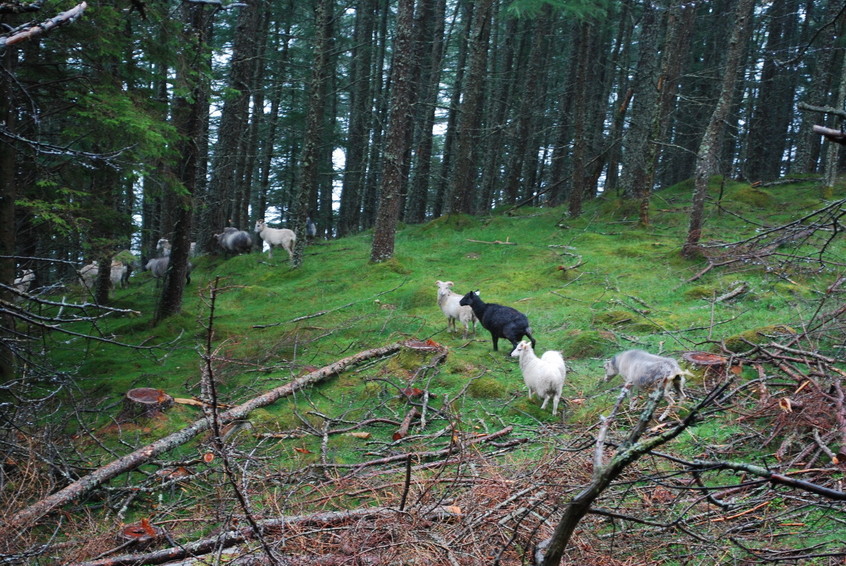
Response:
[511,341,567,416]
[435,280,477,338]
[254,220,296,260]
[604,349,690,421]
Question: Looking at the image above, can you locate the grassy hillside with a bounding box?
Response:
[6,178,846,564]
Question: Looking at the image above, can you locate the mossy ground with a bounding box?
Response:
[9,177,846,563]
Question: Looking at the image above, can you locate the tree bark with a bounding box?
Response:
[154,1,213,322]
[448,0,492,215]
[294,0,333,267]
[683,0,755,258]
[1,342,403,534]
[370,0,417,262]
[0,40,18,381]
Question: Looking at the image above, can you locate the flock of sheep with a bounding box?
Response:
[11,221,690,425]
[436,280,691,422]
[71,219,302,294]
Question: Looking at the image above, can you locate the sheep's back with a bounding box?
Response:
[480,304,528,330]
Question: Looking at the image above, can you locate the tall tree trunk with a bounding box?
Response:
[370,0,416,262]
[569,21,592,218]
[745,0,801,182]
[404,0,446,224]
[794,0,842,175]
[619,4,662,221]
[683,0,756,258]
[448,0,492,215]
[155,1,213,323]
[202,0,261,238]
[503,9,552,205]
[361,2,391,230]
[294,0,333,267]
[433,0,472,218]
[0,45,18,381]
[338,0,377,236]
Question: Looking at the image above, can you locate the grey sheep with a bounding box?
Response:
[604,349,690,421]
[215,227,253,255]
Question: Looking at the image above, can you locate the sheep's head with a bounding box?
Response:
[459,290,479,307]
[603,358,618,381]
[254,220,266,232]
[436,280,454,296]
[510,341,532,358]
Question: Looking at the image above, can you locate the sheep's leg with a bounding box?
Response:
[551,394,560,416]
[540,395,548,409]
[492,335,499,351]
[658,389,675,422]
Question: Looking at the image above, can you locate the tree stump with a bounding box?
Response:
[117,518,165,549]
[119,388,174,422]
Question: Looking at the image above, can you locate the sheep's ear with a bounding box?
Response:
[446,281,454,287]
[474,290,480,295]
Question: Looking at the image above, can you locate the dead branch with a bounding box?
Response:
[690,459,846,501]
[0,1,87,49]
[539,381,732,566]
[466,238,516,245]
[714,282,748,302]
[1,342,403,534]
[812,124,846,145]
[71,507,399,566]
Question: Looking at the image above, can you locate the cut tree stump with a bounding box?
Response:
[119,388,174,422]
[118,518,165,549]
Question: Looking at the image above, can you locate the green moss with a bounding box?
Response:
[467,376,507,399]
[561,330,614,359]
[723,324,797,353]
[731,186,772,208]
[593,310,635,326]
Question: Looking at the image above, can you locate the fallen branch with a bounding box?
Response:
[691,459,846,501]
[0,1,87,48]
[467,238,516,245]
[72,506,419,566]
[1,342,403,534]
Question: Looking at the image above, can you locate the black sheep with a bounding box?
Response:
[459,291,536,354]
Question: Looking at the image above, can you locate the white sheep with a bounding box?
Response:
[156,238,172,257]
[78,261,98,290]
[254,220,295,259]
[511,341,567,416]
[110,261,128,288]
[604,349,690,421]
[435,280,477,338]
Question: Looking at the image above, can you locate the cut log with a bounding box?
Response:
[119,388,174,422]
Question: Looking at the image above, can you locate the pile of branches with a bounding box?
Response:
[690,197,846,282]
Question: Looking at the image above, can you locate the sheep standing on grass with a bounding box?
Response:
[215,227,253,255]
[145,256,192,287]
[604,349,690,421]
[511,341,566,416]
[436,280,477,338]
[459,290,535,354]
[254,220,296,260]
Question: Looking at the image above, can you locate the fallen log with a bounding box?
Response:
[1,342,403,535]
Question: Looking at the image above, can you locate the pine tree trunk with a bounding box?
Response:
[370,0,416,262]
[448,0,492,215]
[683,0,756,258]
[294,0,333,267]
[155,1,213,323]
[0,46,18,382]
